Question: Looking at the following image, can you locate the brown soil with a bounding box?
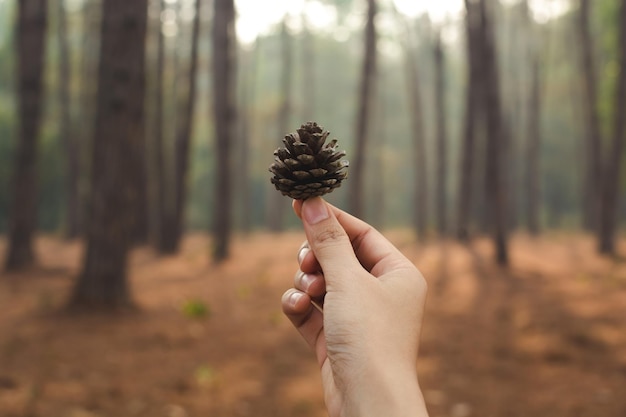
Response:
[1,232,625,417]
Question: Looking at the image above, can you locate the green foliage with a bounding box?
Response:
[181,299,211,319]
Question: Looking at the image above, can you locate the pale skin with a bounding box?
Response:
[281,197,430,417]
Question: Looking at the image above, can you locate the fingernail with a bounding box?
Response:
[299,273,315,292]
[302,197,329,225]
[297,246,309,264]
[289,291,303,308]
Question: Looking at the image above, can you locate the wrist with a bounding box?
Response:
[344,366,428,417]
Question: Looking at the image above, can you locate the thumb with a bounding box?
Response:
[299,197,361,285]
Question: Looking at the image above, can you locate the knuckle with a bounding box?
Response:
[313,224,347,246]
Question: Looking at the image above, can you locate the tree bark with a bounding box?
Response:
[348,0,377,219]
[159,0,203,253]
[434,33,448,237]
[301,7,316,121]
[211,0,236,262]
[597,0,626,255]
[153,0,167,251]
[74,0,102,239]
[56,0,80,240]
[478,0,509,266]
[268,19,293,232]
[237,38,259,235]
[69,0,148,309]
[4,0,48,271]
[394,5,428,239]
[578,0,603,231]
[526,56,542,235]
[457,0,480,241]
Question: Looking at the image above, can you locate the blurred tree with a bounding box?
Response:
[434,32,448,236]
[153,0,167,251]
[523,0,544,236]
[578,0,603,231]
[237,38,259,235]
[4,0,48,271]
[478,0,509,265]
[348,0,378,219]
[300,4,316,121]
[394,6,428,240]
[457,0,481,241]
[69,0,148,309]
[597,0,626,254]
[73,0,102,238]
[268,18,293,232]
[56,0,80,239]
[164,0,203,251]
[211,0,236,261]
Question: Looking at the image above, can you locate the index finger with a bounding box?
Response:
[292,200,414,277]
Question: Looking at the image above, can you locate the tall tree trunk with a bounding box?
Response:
[211,0,236,262]
[434,33,448,237]
[348,0,377,219]
[578,0,603,231]
[301,6,316,121]
[159,0,203,253]
[597,0,626,255]
[69,0,148,309]
[153,0,167,250]
[237,38,259,235]
[57,0,80,240]
[74,0,101,239]
[478,0,509,266]
[268,19,293,232]
[457,0,480,241]
[526,56,542,235]
[394,4,428,239]
[4,0,48,272]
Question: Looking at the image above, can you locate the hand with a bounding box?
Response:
[281,197,429,417]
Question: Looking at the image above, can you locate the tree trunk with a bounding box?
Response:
[4,0,48,272]
[268,19,293,232]
[211,0,236,262]
[69,0,148,309]
[159,0,203,253]
[597,0,626,255]
[74,0,102,239]
[56,0,80,240]
[526,56,542,235]
[578,0,603,231]
[237,38,259,235]
[153,0,167,251]
[478,0,509,266]
[348,0,377,219]
[457,0,480,241]
[434,33,448,237]
[301,6,316,121]
[394,4,428,240]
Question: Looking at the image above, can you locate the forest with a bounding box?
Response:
[0,0,625,416]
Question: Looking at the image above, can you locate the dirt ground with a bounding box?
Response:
[0,231,625,417]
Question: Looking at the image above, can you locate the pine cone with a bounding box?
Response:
[269,122,349,200]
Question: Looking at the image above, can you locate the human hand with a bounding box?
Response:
[281,197,429,417]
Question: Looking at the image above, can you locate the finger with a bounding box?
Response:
[299,197,362,286]
[281,289,325,363]
[294,270,326,298]
[298,243,321,273]
[296,199,413,277]
[330,205,415,276]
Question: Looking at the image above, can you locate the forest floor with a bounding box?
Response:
[0,231,626,417]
